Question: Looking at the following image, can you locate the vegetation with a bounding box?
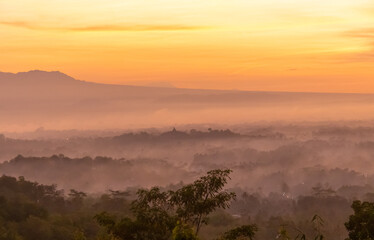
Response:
[276,215,325,240]
[220,225,258,240]
[1,169,374,240]
[345,201,374,240]
[95,169,236,239]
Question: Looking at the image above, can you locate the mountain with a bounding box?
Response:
[0,70,76,82]
[1,70,374,132]
[0,70,199,100]
[0,70,81,89]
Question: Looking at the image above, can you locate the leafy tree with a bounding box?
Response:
[96,169,237,239]
[95,187,176,240]
[19,216,53,240]
[220,225,258,240]
[68,189,87,211]
[277,215,324,240]
[345,200,374,240]
[172,221,199,240]
[95,210,171,240]
[131,187,176,239]
[312,184,336,198]
[94,190,131,214]
[170,169,236,235]
[109,190,130,199]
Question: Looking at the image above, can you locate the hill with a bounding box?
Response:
[1,70,374,131]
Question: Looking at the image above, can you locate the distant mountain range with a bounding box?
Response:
[1,70,374,132]
[0,70,77,82]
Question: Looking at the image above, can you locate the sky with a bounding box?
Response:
[0,0,374,92]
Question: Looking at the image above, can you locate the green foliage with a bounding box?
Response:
[95,203,174,240]
[277,226,291,240]
[93,191,130,214]
[131,187,175,230]
[68,189,87,211]
[277,215,324,240]
[220,224,258,240]
[73,230,87,240]
[0,170,351,240]
[345,200,374,240]
[312,184,336,198]
[0,175,99,240]
[96,169,237,239]
[0,196,48,222]
[172,221,199,240]
[94,212,117,232]
[0,223,22,240]
[170,169,236,234]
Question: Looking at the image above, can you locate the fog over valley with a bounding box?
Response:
[3,0,374,238]
[1,70,374,239]
[2,124,374,197]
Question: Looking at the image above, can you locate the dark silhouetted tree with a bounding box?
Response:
[170,169,236,235]
[345,200,374,240]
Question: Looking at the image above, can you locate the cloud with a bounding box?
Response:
[361,7,374,17]
[344,28,374,39]
[338,52,374,63]
[67,24,206,32]
[337,28,374,62]
[0,21,207,32]
[0,21,37,30]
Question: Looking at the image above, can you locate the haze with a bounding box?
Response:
[2,70,374,132]
[2,1,374,240]
[1,0,374,92]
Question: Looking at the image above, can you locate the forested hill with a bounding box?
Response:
[0,128,245,162]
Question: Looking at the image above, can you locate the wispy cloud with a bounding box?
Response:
[338,28,374,62]
[344,28,374,39]
[0,21,37,30]
[337,52,374,63]
[0,21,207,32]
[68,24,207,32]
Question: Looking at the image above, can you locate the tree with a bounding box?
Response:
[172,221,199,240]
[312,184,336,198]
[94,190,131,214]
[220,225,258,240]
[131,187,176,240]
[277,215,324,240]
[170,169,236,235]
[68,189,87,211]
[96,187,176,240]
[345,200,374,240]
[96,169,237,239]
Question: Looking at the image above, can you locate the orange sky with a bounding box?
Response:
[0,0,373,92]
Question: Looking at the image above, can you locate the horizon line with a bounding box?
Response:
[1,69,374,95]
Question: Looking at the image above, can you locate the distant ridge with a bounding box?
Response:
[15,70,76,81]
[0,70,187,90]
[0,70,83,85]
[2,70,374,132]
[1,70,374,95]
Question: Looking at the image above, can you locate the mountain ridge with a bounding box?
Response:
[2,70,374,95]
[2,70,374,132]
[0,70,77,83]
